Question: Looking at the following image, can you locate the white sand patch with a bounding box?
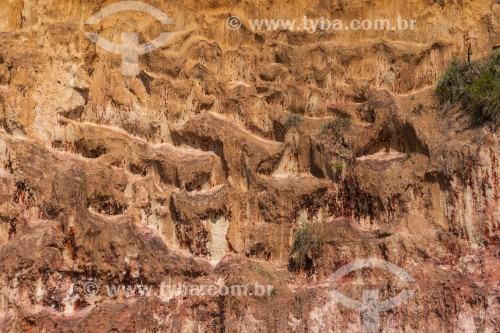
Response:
[207,215,229,264]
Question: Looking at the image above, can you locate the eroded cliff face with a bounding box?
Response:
[0,0,499,332]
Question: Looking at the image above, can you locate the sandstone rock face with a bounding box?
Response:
[0,0,499,332]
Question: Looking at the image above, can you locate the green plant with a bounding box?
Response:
[284,113,303,130]
[289,218,324,272]
[436,51,499,127]
[435,59,475,105]
[465,53,500,126]
[332,162,343,173]
[322,115,351,136]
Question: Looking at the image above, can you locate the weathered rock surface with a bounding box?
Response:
[0,0,499,332]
